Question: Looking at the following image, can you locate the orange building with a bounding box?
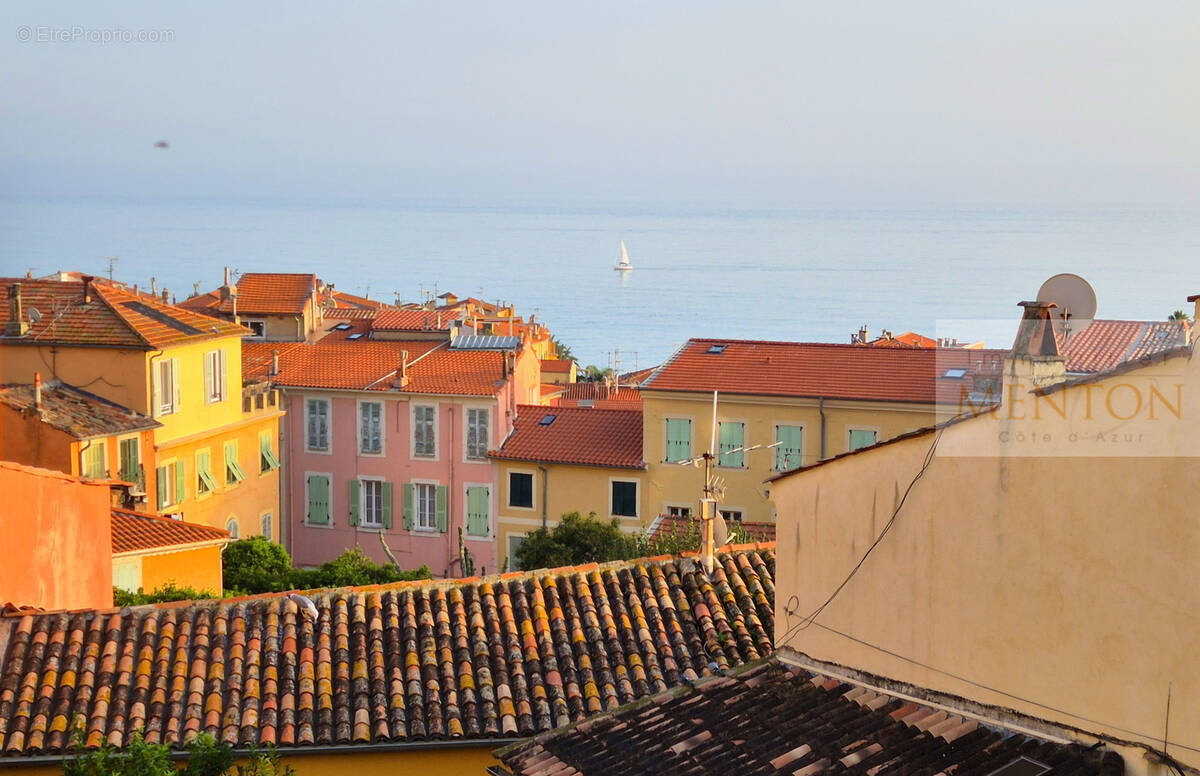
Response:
[0,461,113,610]
[110,508,229,594]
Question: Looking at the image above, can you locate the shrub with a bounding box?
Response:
[288,547,431,590]
[222,536,293,594]
[113,583,218,607]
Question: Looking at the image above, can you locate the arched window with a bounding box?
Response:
[225,517,239,539]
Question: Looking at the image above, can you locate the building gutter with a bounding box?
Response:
[538,461,548,529]
[818,396,826,460]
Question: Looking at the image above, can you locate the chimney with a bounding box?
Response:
[81,275,95,304]
[393,351,411,389]
[857,326,869,344]
[34,372,42,412]
[436,312,442,330]
[161,289,170,305]
[1190,293,1200,330]
[150,277,157,295]
[270,349,279,378]
[6,284,29,337]
[224,266,231,285]
[1007,301,1066,389]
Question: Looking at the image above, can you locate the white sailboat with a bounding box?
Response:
[614,240,633,271]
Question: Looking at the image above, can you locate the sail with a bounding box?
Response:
[616,240,632,269]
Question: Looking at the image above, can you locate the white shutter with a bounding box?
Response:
[171,358,181,412]
[219,349,227,401]
[151,361,162,417]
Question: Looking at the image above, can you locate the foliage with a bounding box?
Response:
[113,583,218,607]
[231,747,294,776]
[550,335,574,361]
[180,734,234,776]
[62,730,291,776]
[579,365,614,382]
[222,539,432,596]
[1168,309,1191,321]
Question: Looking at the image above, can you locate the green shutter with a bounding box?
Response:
[175,460,186,504]
[260,433,280,472]
[403,483,414,530]
[666,419,691,462]
[119,438,139,481]
[306,475,329,525]
[156,466,167,510]
[776,425,804,471]
[718,422,744,467]
[198,451,218,494]
[381,482,394,529]
[435,485,448,532]
[467,486,489,536]
[849,429,877,451]
[349,479,361,526]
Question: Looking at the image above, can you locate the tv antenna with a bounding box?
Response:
[675,391,780,574]
[106,256,119,280]
[1036,273,1097,341]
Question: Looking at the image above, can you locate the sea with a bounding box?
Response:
[1,196,1197,369]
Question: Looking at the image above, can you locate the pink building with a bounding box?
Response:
[249,321,541,577]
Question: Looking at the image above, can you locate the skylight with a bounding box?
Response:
[942,367,968,379]
[333,323,352,331]
[346,333,364,340]
[707,344,726,354]
[538,414,556,426]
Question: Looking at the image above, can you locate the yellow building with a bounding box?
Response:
[179,270,325,342]
[639,338,1006,524]
[488,404,646,569]
[111,508,230,594]
[768,296,1200,775]
[1,276,283,540]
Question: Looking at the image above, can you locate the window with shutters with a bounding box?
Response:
[360,479,384,528]
[665,418,692,463]
[415,483,437,530]
[259,431,280,473]
[610,480,638,518]
[305,473,331,525]
[196,449,218,497]
[154,359,180,416]
[225,441,246,486]
[81,442,107,479]
[466,408,489,460]
[413,405,436,457]
[508,471,534,509]
[717,421,746,468]
[465,486,489,537]
[155,459,184,510]
[775,425,804,472]
[118,437,140,483]
[203,350,226,404]
[306,398,330,452]
[848,428,878,452]
[359,401,383,455]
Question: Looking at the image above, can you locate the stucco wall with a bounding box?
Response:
[0,463,113,610]
[0,405,76,473]
[138,545,225,593]
[771,350,1200,769]
[0,346,149,412]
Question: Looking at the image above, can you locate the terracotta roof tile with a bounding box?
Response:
[1,279,247,349]
[1059,320,1190,373]
[499,653,1125,776]
[372,309,456,332]
[326,290,387,310]
[110,509,230,555]
[0,547,775,754]
[180,274,316,316]
[490,405,644,469]
[642,339,1007,405]
[0,381,160,439]
[554,383,642,409]
[649,514,775,543]
[539,359,574,373]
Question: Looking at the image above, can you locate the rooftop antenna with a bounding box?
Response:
[106,256,119,280]
[1036,273,1097,342]
[676,391,781,574]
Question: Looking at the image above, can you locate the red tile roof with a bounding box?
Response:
[491,405,644,468]
[539,359,574,373]
[866,331,939,348]
[0,547,775,753]
[649,514,776,543]
[642,339,1007,404]
[0,279,247,349]
[180,273,316,316]
[498,652,1124,776]
[373,308,457,331]
[110,509,230,554]
[558,382,642,407]
[0,381,160,439]
[326,289,387,310]
[1059,319,1190,373]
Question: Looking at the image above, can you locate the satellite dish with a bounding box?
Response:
[712,513,728,549]
[1037,274,1097,325]
[26,307,42,324]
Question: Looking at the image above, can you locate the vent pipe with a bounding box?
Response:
[34,372,43,412]
[394,351,411,389]
[271,349,279,378]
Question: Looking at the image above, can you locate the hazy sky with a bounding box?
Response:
[2,1,1198,207]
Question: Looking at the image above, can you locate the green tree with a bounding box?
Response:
[579,365,614,382]
[1168,309,1191,321]
[550,336,574,361]
[114,583,218,607]
[222,536,293,595]
[515,512,637,570]
[289,546,431,589]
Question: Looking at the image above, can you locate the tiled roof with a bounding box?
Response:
[557,383,642,408]
[496,652,1124,776]
[326,290,387,310]
[323,307,378,321]
[180,274,316,316]
[373,309,456,332]
[491,405,644,469]
[0,381,160,439]
[539,359,574,373]
[649,515,776,544]
[642,339,1007,404]
[1059,320,1190,373]
[111,509,230,555]
[866,331,939,348]
[1,279,247,349]
[0,547,775,754]
[618,366,658,387]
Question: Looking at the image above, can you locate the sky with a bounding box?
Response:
[1,1,1198,208]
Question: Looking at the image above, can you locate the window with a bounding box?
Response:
[665,418,692,463]
[775,425,804,472]
[82,442,107,479]
[848,428,878,452]
[507,534,525,569]
[404,482,446,531]
[667,505,693,519]
[260,431,280,473]
[413,405,436,457]
[719,509,743,523]
[245,319,266,339]
[225,517,239,539]
[611,480,638,518]
[204,350,226,404]
[466,486,489,537]
[113,560,139,593]
[196,450,218,496]
[306,474,331,525]
[225,441,246,485]
[156,460,185,510]
[118,437,140,482]
[508,471,533,508]
[359,401,383,454]
[306,399,330,451]
[153,358,180,416]
[942,367,968,379]
[718,422,745,468]
[351,479,391,529]
[466,408,489,460]
[261,513,273,541]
